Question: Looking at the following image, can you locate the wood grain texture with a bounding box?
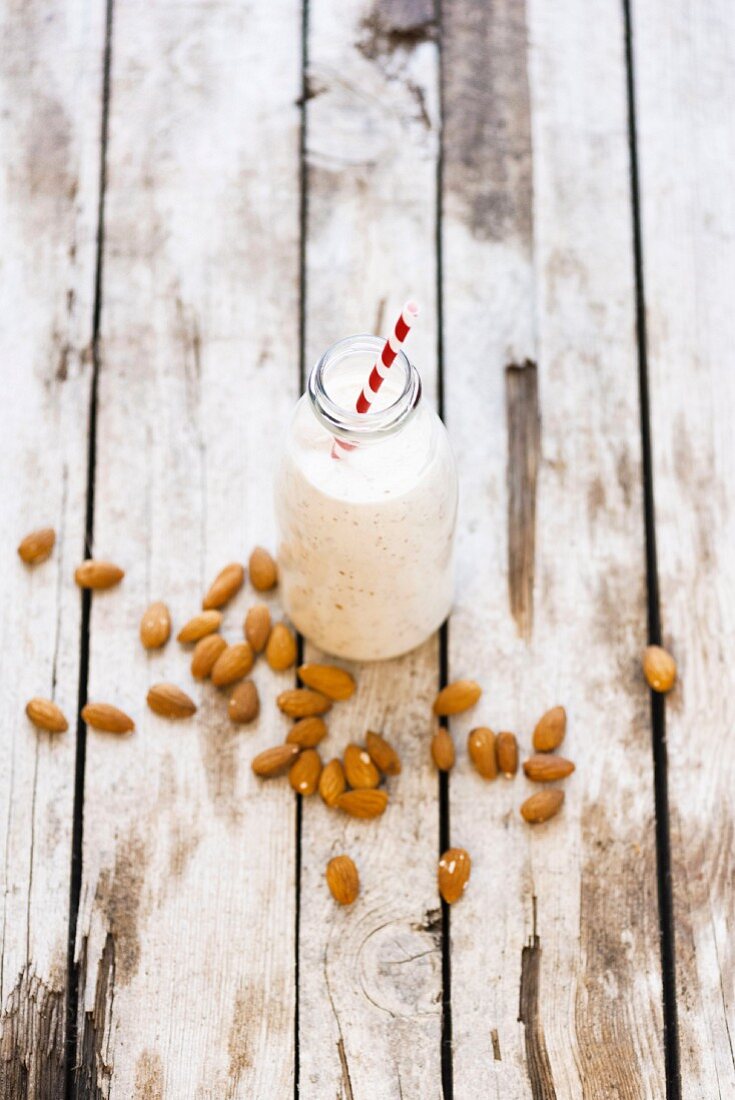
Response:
[632,0,735,1092]
[0,2,104,1093]
[442,0,666,1094]
[297,0,443,1094]
[72,1,302,1094]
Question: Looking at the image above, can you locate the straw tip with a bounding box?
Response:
[404,300,420,317]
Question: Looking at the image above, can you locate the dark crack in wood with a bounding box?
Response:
[73,934,115,1099]
[506,361,540,640]
[518,898,555,1100]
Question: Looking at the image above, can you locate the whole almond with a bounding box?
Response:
[18,527,55,564]
[289,748,322,795]
[521,788,565,824]
[177,610,222,643]
[75,560,124,589]
[286,717,328,748]
[438,847,471,904]
[229,680,260,724]
[343,744,381,789]
[523,754,575,782]
[191,634,227,680]
[326,854,359,905]
[496,731,519,777]
[643,645,677,693]
[431,727,455,771]
[140,601,171,649]
[81,702,135,734]
[277,688,332,718]
[433,679,482,717]
[319,759,346,807]
[297,663,355,701]
[244,603,271,653]
[337,789,388,819]
[266,622,297,671]
[202,563,244,610]
[147,683,197,719]
[249,546,278,591]
[468,727,497,780]
[533,706,567,753]
[365,731,401,776]
[211,642,254,687]
[25,698,68,733]
[252,743,300,778]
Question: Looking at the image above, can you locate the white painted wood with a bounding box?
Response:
[632,0,735,1092]
[297,0,443,1095]
[74,2,302,1094]
[0,1,103,1091]
[443,0,666,1094]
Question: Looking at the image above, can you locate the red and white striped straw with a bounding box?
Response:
[332,300,419,457]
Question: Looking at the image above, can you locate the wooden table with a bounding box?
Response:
[1,0,732,1096]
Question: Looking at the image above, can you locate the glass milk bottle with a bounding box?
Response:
[274,335,458,661]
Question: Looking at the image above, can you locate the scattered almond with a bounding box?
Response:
[139,601,171,649]
[533,706,567,753]
[191,634,227,680]
[438,848,471,904]
[433,679,482,716]
[211,642,254,687]
[468,727,497,780]
[277,688,332,718]
[81,702,135,734]
[289,748,322,795]
[337,789,388,819]
[343,744,381,789]
[244,603,271,653]
[326,854,359,905]
[18,527,55,564]
[496,731,518,777]
[177,610,222,643]
[229,680,260,724]
[431,727,455,771]
[365,731,401,776]
[74,560,124,589]
[523,754,575,783]
[252,743,300,777]
[266,622,297,671]
[249,546,278,591]
[297,663,355,701]
[643,645,677,693]
[202,562,244,609]
[520,788,565,824]
[319,759,346,807]
[286,717,328,748]
[25,698,68,733]
[147,683,197,719]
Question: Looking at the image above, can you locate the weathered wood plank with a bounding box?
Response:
[632,0,735,1092]
[297,0,443,1095]
[0,2,104,1093]
[442,0,666,1094]
[73,2,302,1094]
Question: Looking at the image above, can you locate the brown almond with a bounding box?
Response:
[286,717,328,748]
[297,663,356,701]
[533,706,567,752]
[289,748,322,795]
[496,731,519,777]
[191,634,227,680]
[337,789,388,819]
[147,683,196,719]
[343,744,381,789]
[643,645,677,693]
[229,680,260,724]
[18,527,55,564]
[25,697,68,733]
[140,601,171,649]
[202,562,244,609]
[365,730,401,776]
[252,742,300,778]
[438,847,471,904]
[82,702,135,734]
[326,854,359,905]
[433,679,482,716]
[319,759,346,807]
[244,603,271,653]
[211,642,254,687]
[431,727,455,772]
[468,727,497,780]
[277,689,332,719]
[266,622,297,671]
[523,754,575,783]
[249,546,278,591]
[520,788,565,824]
[74,560,124,589]
[177,610,222,643]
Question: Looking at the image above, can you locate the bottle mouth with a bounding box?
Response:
[308,334,422,445]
